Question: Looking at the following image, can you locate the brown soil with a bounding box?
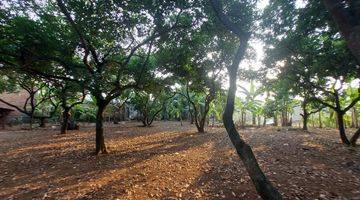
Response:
[0,121,359,200]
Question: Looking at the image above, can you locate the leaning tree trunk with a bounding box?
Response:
[61,109,70,134]
[223,45,282,200]
[319,111,322,128]
[350,128,360,146]
[95,104,108,155]
[336,112,351,145]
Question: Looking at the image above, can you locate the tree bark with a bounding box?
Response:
[351,107,359,128]
[29,115,34,130]
[336,112,351,145]
[252,113,256,125]
[61,109,70,134]
[263,117,266,126]
[350,128,360,146]
[222,45,282,200]
[302,114,309,131]
[322,0,360,64]
[95,104,108,154]
[319,111,322,128]
[273,113,278,127]
[281,110,288,127]
[301,102,309,131]
[39,117,46,128]
[210,0,282,198]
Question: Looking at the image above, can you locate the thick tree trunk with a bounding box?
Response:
[337,112,350,145]
[322,0,360,64]
[95,104,108,154]
[223,45,282,200]
[61,109,70,134]
[335,113,339,128]
[197,124,204,133]
[302,114,308,131]
[301,102,309,131]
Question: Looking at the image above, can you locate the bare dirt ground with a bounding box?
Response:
[0,121,359,200]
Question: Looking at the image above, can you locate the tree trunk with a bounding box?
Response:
[301,102,308,131]
[335,112,339,128]
[273,114,278,127]
[61,109,70,134]
[337,112,350,145]
[322,0,360,64]
[319,111,322,128]
[197,124,204,133]
[263,117,266,126]
[281,110,287,127]
[252,113,256,125]
[243,112,246,127]
[95,104,108,155]
[350,128,360,146]
[29,115,34,130]
[351,107,359,128]
[222,44,282,200]
[39,117,46,128]
[302,114,308,131]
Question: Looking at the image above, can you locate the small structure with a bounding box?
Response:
[0,90,29,129]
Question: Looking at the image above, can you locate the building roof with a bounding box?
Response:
[0,90,28,111]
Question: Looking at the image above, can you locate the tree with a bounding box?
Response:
[0,73,58,129]
[322,0,360,63]
[261,0,359,145]
[177,83,219,133]
[310,78,360,145]
[210,0,282,199]
[130,88,175,127]
[0,0,198,154]
[300,97,324,131]
[53,81,85,134]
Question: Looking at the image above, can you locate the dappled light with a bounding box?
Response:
[0,122,359,199]
[0,0,359,199]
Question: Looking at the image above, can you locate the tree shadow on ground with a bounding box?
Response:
[177,127,360,200]
[0,121,210,199]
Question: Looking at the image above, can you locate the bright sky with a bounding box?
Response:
[235,0,308,100]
